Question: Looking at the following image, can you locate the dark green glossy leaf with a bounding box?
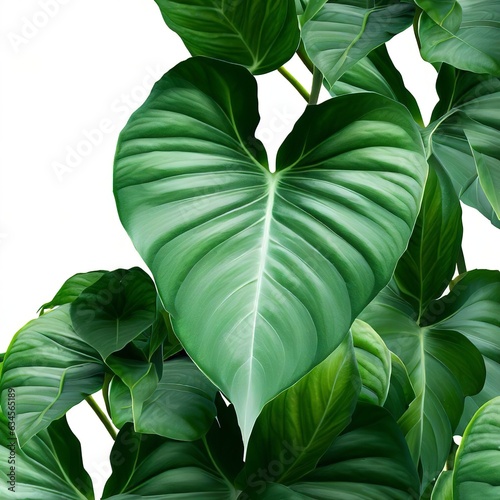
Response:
[301,0,414,86]
[243,404,420,499]
[361,284,486,491]
[394,159,463,318]
[330,44,423,125]
[352,319,391,406]
[102,424,236,499]
[71,268,157,360]
[425,270,500,434]
[239,334,360,488]
[114,56,427,444]
[0,411,94,499]
[154,0,299,74]
[426,66,500,227]
[419,0,500,75]
[109,358,218,440]
[0,305,104,446]
[453,396,500,499]
[38,271,106,314]
[384,352,415,422]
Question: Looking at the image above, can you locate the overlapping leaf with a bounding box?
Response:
[114,56,427,444]
[418,0,500,75]
[0,305,104,446]
[0,411,94,499]
[301,0,414,86]
[102,424,236,499]
[426,65,500,227]
[109,358,218,440]
[154,0,299,74]
[239,334,360,488]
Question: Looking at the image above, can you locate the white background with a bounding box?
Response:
[1,1,499,498]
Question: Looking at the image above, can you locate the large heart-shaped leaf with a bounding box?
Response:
[113,56,427,443]
[393,159,463,318]
[38,270,106,314]
[242,404,420,499]
[452,396,500,499]
[425,66,500,227]
[109,358,218,440]
[239,333,360,488]
[153,0,299,75]
[361,283,486,492]
[0,411,94,499]
[418,0,500,75]
[425,270,500,433]
[102,424,236,499]
[330,44,423,126]
[0,305,104,446]
[301,0,414,86]
[71,268,157,360]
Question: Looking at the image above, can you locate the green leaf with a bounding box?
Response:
[102,424,236,499]
[416,0,457,24]
[453,396,500,499]
[425,270,500,434]
[361,284,486,491]
[330,44,423,126]
[153,0,299,74]
[0,411,94,499]
[393,159,463,318]
[384,352,415,422]
[419,0,500,75]
[432,471,453,500]
[301,0,414,86]
[38,271,106,314]
[113,56,427,444]
[243,404,420,499]
[109,358,218,441]
[352,319,391,406]
[70,268,157,360]
[426,65,500,227]
[239,334,360,488]
[0,305,104,446]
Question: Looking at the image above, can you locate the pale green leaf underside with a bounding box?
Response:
[302,0,414,86]
[0,305,104,446]
[114,57,427,444]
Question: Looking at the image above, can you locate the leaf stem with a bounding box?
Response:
[278,66,310,102]
[413,7,422,50]
[85,395,117,440]
[457,247,467,275]
[309,66,323,105]
[102,373,112,416]
[297,42,314,73]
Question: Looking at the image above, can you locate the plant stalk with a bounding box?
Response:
[85,395,117,440]
[297,41,314,73]
[457,247,467,275]
[102,373,113,417]
[278,66,310,102]
[309,66,323,105]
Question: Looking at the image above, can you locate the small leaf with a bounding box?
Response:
[0,411,94,499]
[301,0,414,86]
[432,471,453,500]
[70,268,157,360]
[0,305,104,446]
[154,0,300,74]
[352,319,391,406]
[384,352,415,422]
[39,271,106,314]
[416,0,457,24]
[239,334,360,488]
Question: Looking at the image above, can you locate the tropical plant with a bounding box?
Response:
[1,0,500,498]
